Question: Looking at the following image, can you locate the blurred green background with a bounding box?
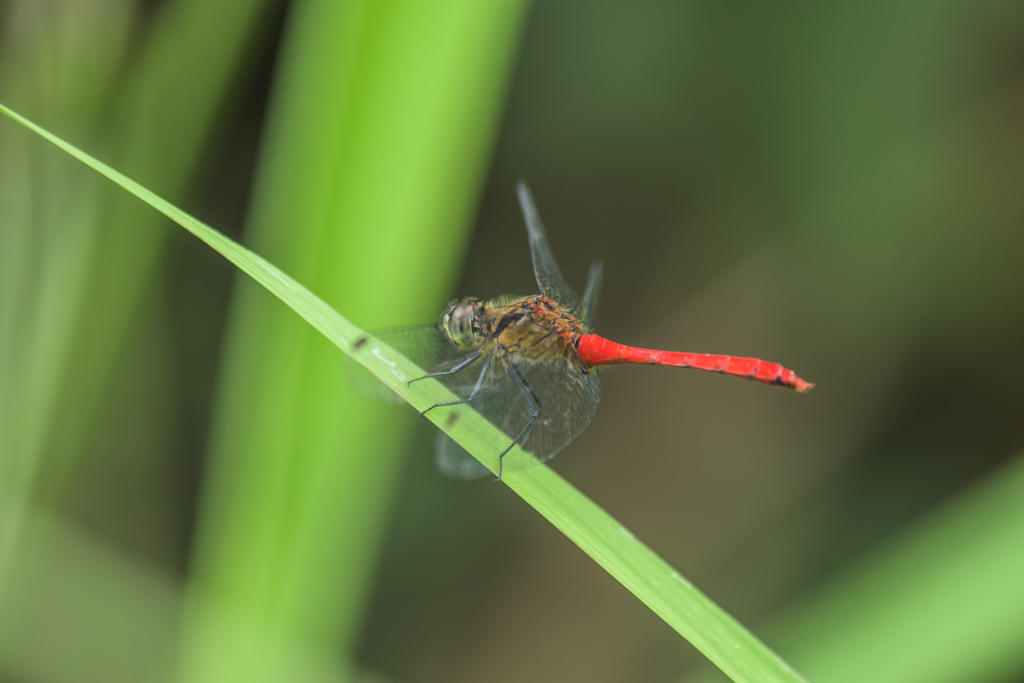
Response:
[2,1,1024,682]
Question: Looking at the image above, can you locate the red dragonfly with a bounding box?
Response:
[347,183,813,481]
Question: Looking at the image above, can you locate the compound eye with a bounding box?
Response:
[445,299,477,349]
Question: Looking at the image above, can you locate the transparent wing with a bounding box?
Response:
[575,259,603,328]
[435,431,492,480]
[345,324,601,480]
[514,358,601,462]
[343,325,477,405]
[516,181,579,309]
[431,357,601,479]
[344,327,501,480]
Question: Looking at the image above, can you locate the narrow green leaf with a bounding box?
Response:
[687,452,1024,683]
[179,4,528,680]
[0,103,808,683]
[0,0,275,599]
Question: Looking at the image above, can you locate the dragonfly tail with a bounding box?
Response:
[577,334,814,392]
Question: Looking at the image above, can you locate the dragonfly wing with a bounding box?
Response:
[575,259,603,328]
[343,325,476,405]
[427,356,599,478]
[452,357,600,468]
[434,431,492,480]
[516,181,579,310]
[345,325,601,478]
[516,358,601,462]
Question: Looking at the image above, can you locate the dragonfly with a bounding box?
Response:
[346,182,814,481]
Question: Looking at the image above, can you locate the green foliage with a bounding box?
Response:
[687,453,1024,683]
[176,3,528,681]
[1,101,809,683]
[4,3,1024,683]
[0,0,275,598]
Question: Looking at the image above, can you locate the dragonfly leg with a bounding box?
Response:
[495,363,541,482]
[420,357,491,417]
[408,351,481,385]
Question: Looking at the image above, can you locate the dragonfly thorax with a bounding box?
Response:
[480,295,582,362]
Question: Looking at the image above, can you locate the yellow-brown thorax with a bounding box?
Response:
[443,295,583,362]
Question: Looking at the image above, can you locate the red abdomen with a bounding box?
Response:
[576,334,814,393]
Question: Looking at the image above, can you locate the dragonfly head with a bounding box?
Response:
[443,297,484,350]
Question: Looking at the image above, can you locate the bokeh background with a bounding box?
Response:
[2,1,1024,682]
